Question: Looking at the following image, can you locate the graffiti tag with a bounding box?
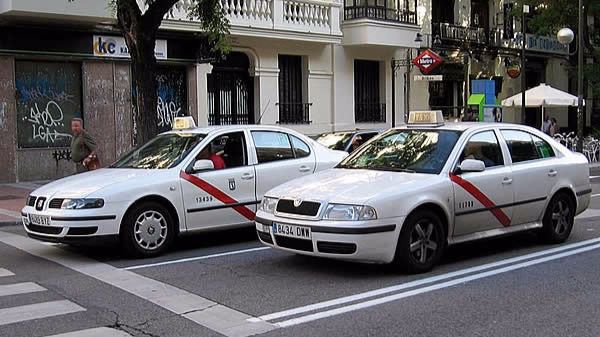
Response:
[157,96,182,128]
[23,101,72,144]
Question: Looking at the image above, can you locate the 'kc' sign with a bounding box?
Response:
[412,49,443,75]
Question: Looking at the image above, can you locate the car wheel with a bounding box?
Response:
[540,193,574,244]
[121,202,174,257]
[393,210,446,273]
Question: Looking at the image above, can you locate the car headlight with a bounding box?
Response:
[260,197,278,214]
[61,198,105,209]
[323,204,377,221]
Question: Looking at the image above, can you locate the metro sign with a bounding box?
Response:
[412,49,443,75]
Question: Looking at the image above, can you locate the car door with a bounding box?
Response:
[500,129,557,225]
[251,130,316,200]
[180,131,257,230]
[452,130,515,236]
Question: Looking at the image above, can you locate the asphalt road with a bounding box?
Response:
[0,172,600,337]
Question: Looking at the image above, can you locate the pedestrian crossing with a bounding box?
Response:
[0,267,131,336]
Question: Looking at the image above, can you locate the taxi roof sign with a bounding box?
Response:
[408,110,445,126]
[173,116,196,130]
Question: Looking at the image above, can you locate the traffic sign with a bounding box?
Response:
[412,49,443,75]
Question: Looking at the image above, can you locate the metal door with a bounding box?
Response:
[208,53,254,125]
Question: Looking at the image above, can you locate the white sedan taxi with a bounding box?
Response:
[255,111,591,272]
[21,118,347,257]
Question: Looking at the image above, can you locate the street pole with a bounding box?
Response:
[405,50,411,123]
[391,61,396,128]
[577,0,584,152]
[521,5,527,125]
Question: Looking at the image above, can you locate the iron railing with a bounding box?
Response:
[344,0,417,25]
[355,103,386,123]
[277,102,312,124]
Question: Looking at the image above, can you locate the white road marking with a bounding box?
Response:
[0,208,21,219]
[275,242,600,327]
[0,231,275,337]
[256,237,600,322]
[591,193,600,198]
[123,246,271,270]
[0,268,14,277]
[0,282,46,297]
[0,300,85,326]
[577,209,600,219]
[590,176,600,179]
[45,327,131,337]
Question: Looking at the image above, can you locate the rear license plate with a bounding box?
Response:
[272,223,311,240]
[29,214,51,226]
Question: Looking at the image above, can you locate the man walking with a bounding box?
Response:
[542,112,552,135]
[70,118,98,173]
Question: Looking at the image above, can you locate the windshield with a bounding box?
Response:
[337,129,461,174]
[315,132,354,151]
[112,133,205,169]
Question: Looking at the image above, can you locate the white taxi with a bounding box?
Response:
[21,118,347,257]
[255,111,591,273]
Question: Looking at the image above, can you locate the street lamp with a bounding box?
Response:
[556,1,584,152]
[391,33,422,127]
[521,4,529,125]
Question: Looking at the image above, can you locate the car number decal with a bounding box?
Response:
[180,171,255,221]
[450,173,511,227]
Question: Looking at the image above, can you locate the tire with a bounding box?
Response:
[120,201,175,258]
[540,192,574,244]
[393,210,446,273]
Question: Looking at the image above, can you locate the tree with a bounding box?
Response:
[72,0,229,144]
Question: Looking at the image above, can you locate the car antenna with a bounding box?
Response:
[256,100,271,125]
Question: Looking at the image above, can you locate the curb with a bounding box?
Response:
[0,220,20,228]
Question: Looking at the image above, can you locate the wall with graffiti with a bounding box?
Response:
[15,61,82,148]
[156,66,188,133]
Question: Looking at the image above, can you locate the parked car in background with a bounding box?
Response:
[314,130,382,153]
[22,118,348,257]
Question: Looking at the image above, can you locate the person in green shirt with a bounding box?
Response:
[70,118,97,173]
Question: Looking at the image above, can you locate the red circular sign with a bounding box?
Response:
[412,50,443,75]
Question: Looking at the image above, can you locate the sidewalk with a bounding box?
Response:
[0,181,47,226]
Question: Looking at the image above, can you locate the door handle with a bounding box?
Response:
[502,177,513,185]
[548,169,558,177]
[299,165,312,173]
[241,173,255,180]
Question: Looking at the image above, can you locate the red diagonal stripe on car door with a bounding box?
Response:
[180,171,256,221]
[450,173,511,227]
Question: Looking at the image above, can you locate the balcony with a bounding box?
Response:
[162,0,342,43]
[432,22,488,46]
[277,102,312,124]
[341,0,420,47]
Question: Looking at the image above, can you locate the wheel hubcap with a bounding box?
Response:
[134,210,168,250]
[551,200,571,235]
[409,221,438,264]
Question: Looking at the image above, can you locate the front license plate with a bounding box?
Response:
[29,214,51,226]
[272,223,311,240]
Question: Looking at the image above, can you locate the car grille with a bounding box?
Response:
[27,196,36,207]
[48,198,64,209]
[256,230,274,244]
[274,235,313,252]
[276,199,321,217]
[67,227,98,236]
[317,241,357,255]
[25,224,62,235]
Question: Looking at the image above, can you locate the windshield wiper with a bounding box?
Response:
[369,166,416,173]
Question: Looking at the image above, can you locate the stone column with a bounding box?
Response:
[195,63,213,127]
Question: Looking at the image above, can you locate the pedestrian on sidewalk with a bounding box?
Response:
[70,118,98,173]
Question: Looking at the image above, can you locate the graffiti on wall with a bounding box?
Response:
[15,62,82,148]
[155,67,187,133]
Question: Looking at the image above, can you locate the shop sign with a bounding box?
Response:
[93,35,167,59]
[506,63,521,79]
[414,75,444,81]
[412,49,443,75]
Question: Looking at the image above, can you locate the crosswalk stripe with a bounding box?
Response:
[45,327,131,337]
[0,282,46,297]
[0,300,85,326]
[0,268,14,277]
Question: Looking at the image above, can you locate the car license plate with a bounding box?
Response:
[29,214,51,226]
[272,223,311,240]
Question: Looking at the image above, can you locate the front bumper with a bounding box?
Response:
[21,205,122,244]
[255,212,405,264]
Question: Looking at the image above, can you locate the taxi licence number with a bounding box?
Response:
[272,223,311,240]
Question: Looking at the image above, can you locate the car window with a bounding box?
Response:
[113,133,205,169]
[252,131,295,163]
[196,132,247,170]
[315,132,354,151]
[501,130,540,163]
[460,131,504,168]
[532,134,556,159]
[360,132,379,142]
[291,135,311,158]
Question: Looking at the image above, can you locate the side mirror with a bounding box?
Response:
[191,159,214,172]
[457,159,486,174]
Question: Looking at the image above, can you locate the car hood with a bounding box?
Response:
[31,168,155,198]
[266,168,438,205]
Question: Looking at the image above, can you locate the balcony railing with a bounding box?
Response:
[277,102,312,124]
[156,0,342,37]
[433,22,488,45]
[344,0,417,25]
[355,103,386,123]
